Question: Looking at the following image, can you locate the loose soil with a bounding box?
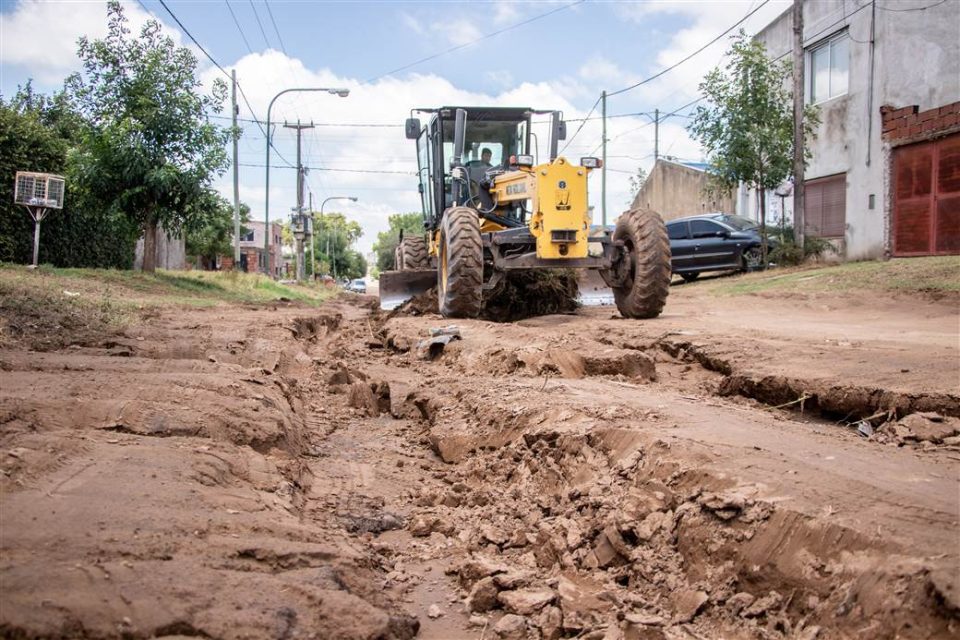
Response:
[1,279,958,639]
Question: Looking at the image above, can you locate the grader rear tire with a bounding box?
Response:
[612,207,671,319]
[438,207,483,318]
[398,235,429,270]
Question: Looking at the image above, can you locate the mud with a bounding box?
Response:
[1,286,958,639]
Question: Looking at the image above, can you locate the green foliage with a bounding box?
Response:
[311,211,367,280]
[0,85,139,269]
[688,31,819,259]
[767,225,835,266]
[184,195,250,268]
[66,1,229,270]
[627,166,648,204]
[372,212,425,271]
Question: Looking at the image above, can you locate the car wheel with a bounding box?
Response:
[742,247,764,272]
[680,272,700,283]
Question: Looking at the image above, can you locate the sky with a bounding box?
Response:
[0,0,791,256]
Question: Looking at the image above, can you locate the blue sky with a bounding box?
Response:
[0,0,790,255]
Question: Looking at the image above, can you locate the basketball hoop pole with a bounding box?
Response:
[26,206,48,267]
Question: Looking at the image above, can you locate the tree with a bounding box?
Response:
[67,1,229,272]
[372,212,425,271]
[627,166,648,205]
[0,84,139,268]
[312,212,366,280]
[687,31,818,263]
[184,194,250,269]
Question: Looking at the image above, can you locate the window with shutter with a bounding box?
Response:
[804,174,846,238]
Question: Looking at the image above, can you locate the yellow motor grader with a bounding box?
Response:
[379,106,671,319]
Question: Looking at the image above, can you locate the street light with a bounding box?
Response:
[263,86,349,276]
[318,196,358,279]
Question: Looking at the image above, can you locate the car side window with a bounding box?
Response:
[667,222,689,240]
[690,220,724,239]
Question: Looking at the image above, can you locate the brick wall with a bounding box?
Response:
[881,102,960,143]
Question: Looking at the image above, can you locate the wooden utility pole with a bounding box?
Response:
[231,70,241,268]
[792,0,805,248]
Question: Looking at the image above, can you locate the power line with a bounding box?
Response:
[238,162,416,175]
[606,0,772,98]
[224,1,253,55]
[559,95,603,154]
[364,0,585,84]
[156,0,229,78]
[247,0,272,49]
[263,1,288,54]
[877,0,948,11]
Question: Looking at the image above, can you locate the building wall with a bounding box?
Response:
[631,160,736,221]
[237,220,285,277]
[133,223,186,270]
[753,0,960,259]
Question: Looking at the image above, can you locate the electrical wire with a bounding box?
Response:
[606,0,772,98]
[877,0,948,11]
[238,163,416,175]
[263,1,288,54]
[224,1,253,55]
[247,0,272,49]
[364,0,585,84]
[558,95,603,155]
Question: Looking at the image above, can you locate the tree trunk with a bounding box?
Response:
[142,220,158,273]
[759,183,768,267]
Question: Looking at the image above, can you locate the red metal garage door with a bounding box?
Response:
[892,132,960,256]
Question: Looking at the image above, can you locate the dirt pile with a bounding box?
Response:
[389,270,580,323]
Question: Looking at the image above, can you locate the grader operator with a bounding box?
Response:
[379,106,671,319]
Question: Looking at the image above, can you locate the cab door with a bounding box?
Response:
[416,127,435,227]
[689,219,738,269]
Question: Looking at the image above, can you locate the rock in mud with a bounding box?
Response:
[897,412,960,443]
[698,491,747,521]
[427,604,443,619]
[672,588,708,623]
[467,577,500,613]
[457,555,510,589]
[347,382,380,416]
[493,613,528,639]
[742,590,782,618]
[537,605,563,640]
[726,591,756,616]
[497,588,556,615]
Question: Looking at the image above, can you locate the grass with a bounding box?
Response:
[0,264,338,350]
[690,256,960,298]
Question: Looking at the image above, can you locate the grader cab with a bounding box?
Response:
[379,106,671,319]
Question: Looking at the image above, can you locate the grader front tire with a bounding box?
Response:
[612,207,671,319]
[398,235,429,270]
[438,207,483,318]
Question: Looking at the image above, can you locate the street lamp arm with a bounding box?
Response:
[263,87,350,276]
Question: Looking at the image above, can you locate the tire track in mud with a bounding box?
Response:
[316,298,959,639]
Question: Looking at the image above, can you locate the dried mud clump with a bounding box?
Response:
[390,270,580,323]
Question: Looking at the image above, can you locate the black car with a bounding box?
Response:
[665,214,772,282]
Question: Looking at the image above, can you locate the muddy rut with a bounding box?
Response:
[1,293,957,639]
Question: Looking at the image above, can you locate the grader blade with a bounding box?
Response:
[378,269,436,310]
[576,269,615,306]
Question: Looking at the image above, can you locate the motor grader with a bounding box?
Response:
[379,106,671,319]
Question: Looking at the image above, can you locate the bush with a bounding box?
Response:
[768,225,835,266]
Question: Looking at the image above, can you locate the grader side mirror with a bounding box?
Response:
[405,118,421,139]
[558,121,567,140]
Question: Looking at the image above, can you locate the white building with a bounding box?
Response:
[748,0,960,259]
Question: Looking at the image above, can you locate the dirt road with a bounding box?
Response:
[1,281,958,639]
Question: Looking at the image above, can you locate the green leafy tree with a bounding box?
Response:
[627,166,648,205]
[688,31,819,262]
[312,212,366,280]
[372,212,425,271]
[184,194,250,269]
[0,85,138,268]
[67,1,229,272]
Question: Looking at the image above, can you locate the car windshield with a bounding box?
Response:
[713,215,758,231]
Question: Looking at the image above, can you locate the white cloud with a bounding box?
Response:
[433,19,483,46]
[0,0,187,83]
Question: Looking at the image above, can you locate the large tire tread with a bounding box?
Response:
[612,207,671,319]
[398,236,429,270]
[439,207,483,318]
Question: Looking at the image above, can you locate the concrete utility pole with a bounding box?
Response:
[653,108,660,162]
[308,191,314,279]
[601,90,607,226]
[792,0,806,247]
[284,120,315,282]
[231,70,241,268]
